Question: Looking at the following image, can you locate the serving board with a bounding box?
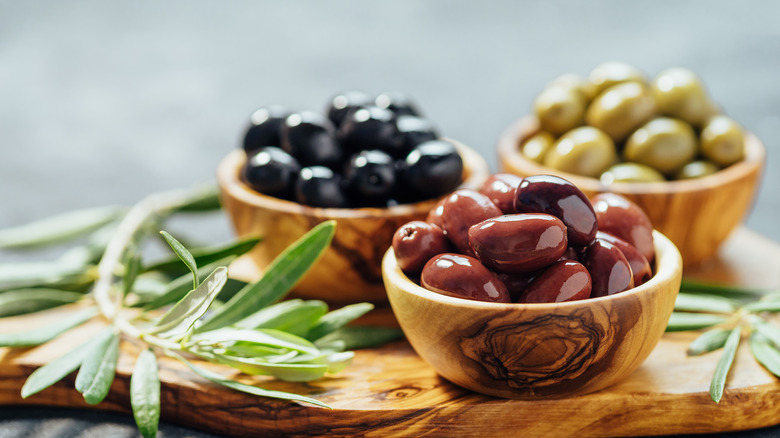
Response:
[1,227,780,437]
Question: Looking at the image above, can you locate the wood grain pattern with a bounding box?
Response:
[217,141,490,305]
[1,228,779,437]
[496,116,765,267]
[384,231,681,400]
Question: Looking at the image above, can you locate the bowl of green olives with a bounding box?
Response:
[383,175,683,399]
[218,91,490,304]
[497,62,765,266]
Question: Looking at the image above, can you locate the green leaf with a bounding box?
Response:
[749,333,780,378]
[0,307,98,347]
[122,251,143,297]
[159,231,198,290]
[21,328,114,398]
[710,326,742,403]
[0,206,124,249]
[189,328,319,355]
[141,257,237,311]
[75,332,120,404]
[680,279,765,301]
[665,312,728,332]
[687,328,731,356]
[0,261,90,290]
[743,301,780,313]
[314,326,405,350]
[234,299,328,337]
[196,221,335,333]
[306,303,374,341]
[0,289,84,317]
[169,183,221,213]
[207,353,329,382]
[147,267,228,340]
[131,349,160,438]
[674,293,736,314]
[143,236,261,277]
[750,317,780,348]
[170,352,330,408]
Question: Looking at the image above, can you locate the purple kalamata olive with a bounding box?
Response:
[479,173,523,214]
[558,246,579,262]
[421,253,511,303]
[468,213,567,274]
[519,260,592,303]
[596,231,652,286]
[514,175,598,247]
[425,198,446,228]
[440,189,502,256]
[392,221,451,276]
[591,193,655,263]
[581,238,635,297]
[497,271,538,302]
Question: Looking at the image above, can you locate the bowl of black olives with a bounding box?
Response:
[497,62,765,266]
[383,173,682,399]
[217,91,490,304]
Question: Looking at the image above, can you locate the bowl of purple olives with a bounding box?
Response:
[497,63,765,266]
[383,174,683,399]
[217,91,490,304]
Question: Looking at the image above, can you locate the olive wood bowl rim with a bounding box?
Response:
[382,229,681,311]
[217,139,490,220]
[497,116,765,195]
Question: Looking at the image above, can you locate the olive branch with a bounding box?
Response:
[0,183,402,437]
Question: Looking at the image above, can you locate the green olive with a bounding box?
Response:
[533,86,586,136]
[651,68,718,126]
[674,160,721,180]
[624,117,698,175]
[585,82,656,142]
[521,131,555,163]
[700,115,745,166]
[600,162,666,184]
[549,73,597,102]
[588,61,647,95]
[543,126,616,178]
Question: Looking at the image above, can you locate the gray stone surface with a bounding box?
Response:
[0,1,778,436]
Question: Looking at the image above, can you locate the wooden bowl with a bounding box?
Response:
[217,141,490,304]
[497,117,765,266]
[383,230,682,399]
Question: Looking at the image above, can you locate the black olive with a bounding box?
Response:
[325,90,372,128]
[241,147,300,199]
[343,150,396,205]
[280,111,343,169]
[338,106,405,157]
[375,91,422,117]
[294,166,349,208]
[396,115,439,150]
[401,140,463,199]
[242,105,291,154]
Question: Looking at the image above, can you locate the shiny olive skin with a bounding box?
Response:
[401,140,464,199]
[544,126,616,178]
[521,132,555,163]
[624,117,697,175]
[375,91,422,117]
[425,198,446,228]
[242,147,301,200]
[479,173,523,214]
[440,189,502,256]
[497,271,537,302]
[468,213,567,274]
[549,73,597,102]
[514,175,598,247]
[585,81,656,142]
[294,166,349,208]
[338,106,405,156]
[392,221,450,276]
[581,238,634,297]
[533,85,586,136]
[596,231,652,287]
[325,91,372,128]
[674,160,720,180]
[519,260,592,303]
[700,115,745,167]
[396,115,439,150]
[591,193,655,263]
[421,253,511,303]
[588,61,648,95]
[651,68,716,127]
[281,111,343,169]
[243,105,292,154]
[600,162,666,184]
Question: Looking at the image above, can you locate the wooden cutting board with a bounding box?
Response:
[1,227,779,437]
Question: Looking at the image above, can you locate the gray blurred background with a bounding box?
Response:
[1,1,778,436]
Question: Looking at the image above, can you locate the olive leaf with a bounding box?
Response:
[0,206,124,250]
[674,292,736,314]
[750,333,780,378]
[122,251,143,296]
[189,328,319,355]
[306,303,374,341]
[234,299,328,337]
[680,279,765,302]
[143,235,261,277]
[140,257,238,310]
[0,261,91,290]
[743,301,780,313]
[749,316,780,348]
[131,349,161,438]
[168,183,221,213]
[196,221,335,332]
[147,267,228,340]
[687,328,731,356]
[314,326,405,350]
[0,307,98,347]
[75,332,120,405]
[665,312,728,332]
[21,328,115,398]
[159,231,198,290]
[0,289,84,317]
[170,352,331,409]
[205,352,330,382]
[710,326,742,403]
